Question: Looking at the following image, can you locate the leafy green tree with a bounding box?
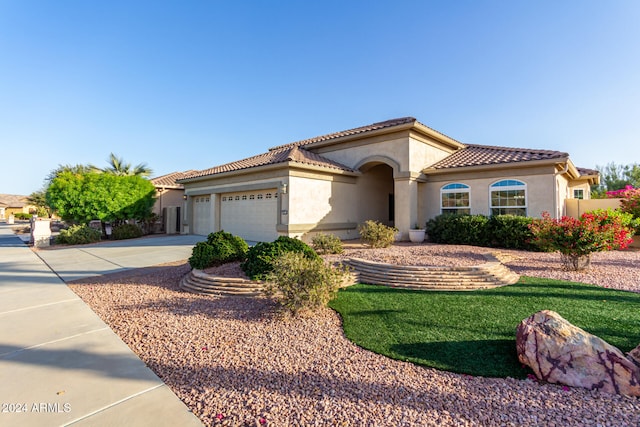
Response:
[46,171,156,224]
[27,190,52,217]
[95,153,153,177]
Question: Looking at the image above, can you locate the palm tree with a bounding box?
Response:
[100,153,153,177]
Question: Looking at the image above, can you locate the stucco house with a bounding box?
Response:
[177,117,599,242]
[0,194,36,220]
[150,171,194,234]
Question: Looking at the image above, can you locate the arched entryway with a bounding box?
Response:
[356,161,396,227]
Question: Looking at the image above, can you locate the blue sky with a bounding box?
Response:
[1,1,639,195]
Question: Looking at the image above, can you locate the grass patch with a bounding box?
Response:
[328,277,640,378]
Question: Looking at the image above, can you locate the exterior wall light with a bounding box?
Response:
[280,183,287,194]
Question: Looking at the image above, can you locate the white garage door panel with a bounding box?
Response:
[221,191,278,242]
[193,196,212,236]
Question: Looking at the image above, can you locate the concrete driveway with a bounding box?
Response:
[0,224,205,427]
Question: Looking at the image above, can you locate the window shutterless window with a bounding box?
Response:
[574,189,584,199]
[490,180,527,216]
[440,183,471,215]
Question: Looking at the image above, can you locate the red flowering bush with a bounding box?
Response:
[529,211,633,271]
[607,186,640,231]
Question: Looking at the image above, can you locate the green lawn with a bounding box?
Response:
[328,277,640,378]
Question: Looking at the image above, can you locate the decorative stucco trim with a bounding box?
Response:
[354,155,402,175]
[185,181,281,196]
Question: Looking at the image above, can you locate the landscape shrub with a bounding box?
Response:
[188,231,249,270]
[55,224,101,245]
[425,214,539,249]
[529,211,633,270]
[426,214,489,246]
[265,252,349,316]
[111,223,143,240]
[485,215,536,250]
[358,220,397,248]
[311,233,344,254]
[241,236,318,280]
[13,212,31,220]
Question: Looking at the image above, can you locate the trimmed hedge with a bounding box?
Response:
[426,214,538,250]
[241,236,318,280]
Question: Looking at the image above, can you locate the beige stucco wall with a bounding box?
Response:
[153,188,184,216]
[566,198,622,218]
[421,165,560,222]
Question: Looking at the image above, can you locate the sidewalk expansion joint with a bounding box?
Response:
[0,327,110,358]
[62,384,166,426]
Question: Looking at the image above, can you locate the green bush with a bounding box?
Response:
[111,223,143,240]
[358,220,397,248]
[241,236,318,280]
[485,215,536,250]
[13,212,32,220]
[426,214,489,246]
[55,224,101,245]
[265,252,349,316]
[311,233,344,254]
[188,231,249,270]
[426,214,538,249]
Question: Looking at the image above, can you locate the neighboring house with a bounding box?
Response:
[177,117,600,242]
[150,171,194,234]
[0,194,36,220]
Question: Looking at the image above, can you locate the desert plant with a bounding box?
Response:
[188,231,248,270]
[265,252,349,316]
[311,233,344,254]
[529,211,633,271]
[55,224,101,245]
[358,220,397,248]
[241,236,318,280]
[111,223,144,240]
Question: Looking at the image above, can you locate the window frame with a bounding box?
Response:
[489,179,527,216]
[573,189,584,200]
[440,183,471,215]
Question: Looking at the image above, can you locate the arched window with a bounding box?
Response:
[490,179,527,216]
[441,183,470,215]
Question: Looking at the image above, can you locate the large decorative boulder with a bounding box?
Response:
[516,310,640,396]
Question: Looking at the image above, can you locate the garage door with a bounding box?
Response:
[192,195,212,236]
[220,190,278,242]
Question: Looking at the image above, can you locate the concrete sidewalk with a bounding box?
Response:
[0,223,205,426]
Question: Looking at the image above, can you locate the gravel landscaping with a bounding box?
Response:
[68,244,640,426]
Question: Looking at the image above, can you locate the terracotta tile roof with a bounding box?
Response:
[151,171,197,188]
[0,194,29,207]
[269,116,461,151]
[576,167,599,176]
[181,146,356,180]
[428,144,568,170]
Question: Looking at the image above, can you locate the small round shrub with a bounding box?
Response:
[188,231,249,270]
[311,233,344,254]
[265,252,349,316]
[111,223,143,240]
[55,224,101,245]
[358,220,397,248]
[241,236,318,280]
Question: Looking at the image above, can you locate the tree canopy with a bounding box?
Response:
[94,153,153,177]
[592,162,640,198]
[46,171,155,224]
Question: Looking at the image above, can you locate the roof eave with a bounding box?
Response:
[178,162,357,184]
[423,157,568,175]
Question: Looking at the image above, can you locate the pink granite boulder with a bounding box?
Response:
[516,310,640,396]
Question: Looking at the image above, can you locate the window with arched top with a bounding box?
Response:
[441,183,471,215]
[490,179,527,216]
